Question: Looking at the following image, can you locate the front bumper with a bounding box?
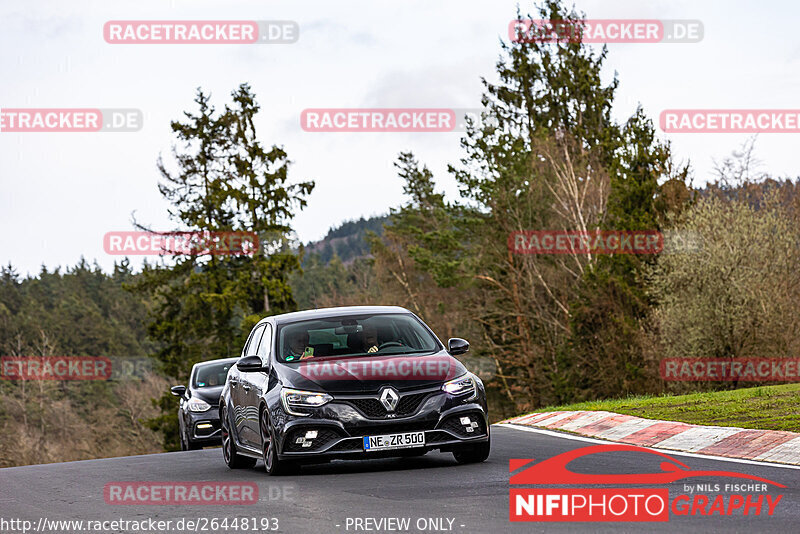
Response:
[186,409,222,444]
[274,385,489,461]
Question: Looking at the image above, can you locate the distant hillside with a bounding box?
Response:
[303,215,389,264]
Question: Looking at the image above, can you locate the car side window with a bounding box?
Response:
[256,324,273,367]
[241,329,255,357]
[244,324,266,357]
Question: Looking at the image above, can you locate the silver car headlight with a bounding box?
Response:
[442,373,477,400]
[280,388,333,416]
[186,397,212,412]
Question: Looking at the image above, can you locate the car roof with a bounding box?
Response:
[190,357,239,384]
[262,305,413,326]
[192,357,240,369]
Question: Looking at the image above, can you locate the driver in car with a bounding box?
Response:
[361,326,379,354]
[285,331,314,361]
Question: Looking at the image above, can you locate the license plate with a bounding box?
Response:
[363,431,425,451]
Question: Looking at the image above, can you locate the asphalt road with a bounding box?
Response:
[1,425,798,533]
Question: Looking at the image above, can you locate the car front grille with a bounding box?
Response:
[346,398,387,418]
[340,391,431,419]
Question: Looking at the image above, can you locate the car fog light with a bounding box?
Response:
[295,437,305,444]
[301,441,313,448]
[305,430,318,439]
[196,423,213,429]
[460,416,471,425]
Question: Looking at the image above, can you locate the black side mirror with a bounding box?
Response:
[447,338,469,356]
[170,385,186,397]
[237,355,265,372]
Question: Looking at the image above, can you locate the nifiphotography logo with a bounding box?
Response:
[509,444,785,522]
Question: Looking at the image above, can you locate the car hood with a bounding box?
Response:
[275,351,467,394]
[190,385,223,405]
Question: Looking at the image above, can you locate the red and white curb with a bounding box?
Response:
[503,411,800,466]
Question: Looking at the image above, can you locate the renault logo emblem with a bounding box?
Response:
[379,387,400,412]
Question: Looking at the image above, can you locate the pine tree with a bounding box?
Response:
[133,85,313,448]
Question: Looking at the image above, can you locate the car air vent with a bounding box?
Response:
[283,427,342,452]
[329,439,363,451]
[348,422,432,436]
[439,412,486,437]
[425,430,451,444]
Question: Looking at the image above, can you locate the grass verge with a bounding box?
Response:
[527,383,800,433]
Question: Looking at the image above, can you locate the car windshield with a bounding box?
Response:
[276,313,440,362]
[192,361,233,388]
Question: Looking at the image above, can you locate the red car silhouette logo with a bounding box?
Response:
[509,444,785,487]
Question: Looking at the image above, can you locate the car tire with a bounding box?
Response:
[221,406,257,469]
[180,429,202,451]
[452,438,491,464]
[260,408,299,476]
[180,429,188,451]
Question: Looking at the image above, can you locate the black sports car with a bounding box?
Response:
[219,305,490,474]
[171,357,238,450]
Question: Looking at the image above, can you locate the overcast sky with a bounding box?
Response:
[2,0,799,276]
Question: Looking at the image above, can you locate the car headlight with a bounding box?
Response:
[442,374,477,399]
[281,388,333,417]
[186,398,212,412]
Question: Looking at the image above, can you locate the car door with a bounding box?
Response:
[180,366,197,439]
[236,324,265,447]
[226,349,245,443]
[246,323,274,444]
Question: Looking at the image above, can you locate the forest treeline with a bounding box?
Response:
[302,215,388,265]
[3,0,800,464]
